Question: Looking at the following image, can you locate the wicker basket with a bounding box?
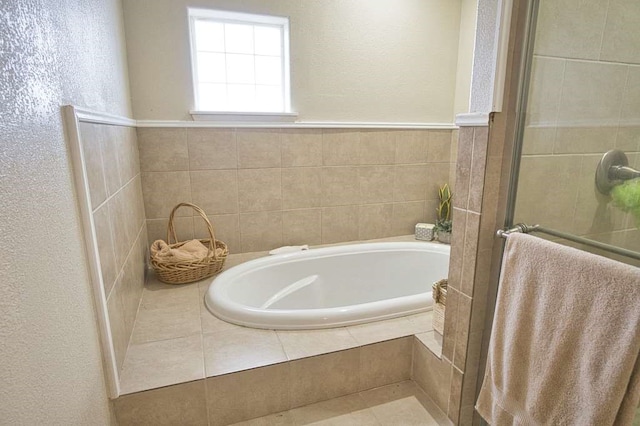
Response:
[150,203,228,284]
[432,278,448,335]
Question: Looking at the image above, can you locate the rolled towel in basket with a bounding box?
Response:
[151,239,220,262]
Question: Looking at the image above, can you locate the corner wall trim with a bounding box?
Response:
[455,113,490,127]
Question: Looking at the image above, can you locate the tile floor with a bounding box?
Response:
[119,235,441,395]
[230,381,450,426]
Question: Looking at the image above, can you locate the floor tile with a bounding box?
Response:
[203,328,287,376]
[119,334,204,394]
[289,394,380,425]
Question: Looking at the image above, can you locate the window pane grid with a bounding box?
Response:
[191,12,287,112]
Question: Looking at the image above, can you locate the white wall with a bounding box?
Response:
[123,0,464,123]
[0,0,132,424]
[453,0,478,115]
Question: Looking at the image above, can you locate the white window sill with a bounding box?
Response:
[190,111,299,123]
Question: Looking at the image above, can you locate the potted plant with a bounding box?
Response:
[435,184,452,244]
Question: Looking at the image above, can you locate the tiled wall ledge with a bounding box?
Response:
[136,120,458,129]
[139,127,458,253]
[114,336,451,426]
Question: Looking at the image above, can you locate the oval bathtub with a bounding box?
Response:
[205,241,450,330]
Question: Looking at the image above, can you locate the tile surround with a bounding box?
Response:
[138,127,456,253]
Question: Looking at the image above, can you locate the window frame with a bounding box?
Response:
[187,8,292,118]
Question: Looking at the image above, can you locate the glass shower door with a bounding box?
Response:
[512,0,640,266]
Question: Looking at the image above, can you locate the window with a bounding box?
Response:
[188,8,291,114]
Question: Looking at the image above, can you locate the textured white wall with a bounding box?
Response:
[469,0,499,113]
[453,0,478,115]
[123,0,463,123]
[0,0,132,424]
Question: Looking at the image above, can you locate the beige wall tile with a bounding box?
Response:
[276,328,358,360]
[447,367,463,424]
[424,199,439,224]
[281,129,322,167]
[460,212,480,296]
[119,233,146,335]
[426,162,452,202]
[79,122,108,209]
[358,204,393,240]
[600,0,640,64]
[514,155,582,232]
[93,203,118,296]
[359,166,394,204]
[321,205,359,244]
[391,202,425,236]
[109,185,138,270]
[322,166,360,206]
[289,348,360,408]
[106,286,128,372]
[393,165,429,202]
[428,130,452,163]
[359,337,412,391]
[119,334,204,394]
[101,124,123,196]
[187,128,237,170]
[448,207,467,292]
[203,328,287,376]
[526,57,565,126]
[554,126,617,154]
[141,171,192,219]
[239,211,283,252]
[441,286,460,362]
[557,61,628,126]
[281,167,322,209]
[238,168,282,212]
[468,130,488,213]
[137,127,188,172]
[621,67,640,123]
[206,363,290,426]
[453,128,473,209]
[190,170,238,215]
[347,316,420,346]
[522,126,556,155]
[193,214,240,254]
[322,130,360,166]
[395,130,429,164]
[289,393,377,425]
[534,0,608,60]
[146,217,194,246]
[282,208,322,246]
[453,293,472,371]
[116,126,141,185]
[115,381,208,426]
[359,130,396,165]
[237,129,281,168]
[616,126,640,152]
[411,340,452,412]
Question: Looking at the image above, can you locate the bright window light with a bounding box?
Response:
[189,8,291,113]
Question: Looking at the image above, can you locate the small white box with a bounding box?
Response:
[415,223,435,241]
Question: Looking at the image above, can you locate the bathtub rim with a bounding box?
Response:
[205,241,450,330]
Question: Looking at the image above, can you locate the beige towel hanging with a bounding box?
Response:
[476,233,640,425]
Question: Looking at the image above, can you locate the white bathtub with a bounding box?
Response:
[205,241,450,330]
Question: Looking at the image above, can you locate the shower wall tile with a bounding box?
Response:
[187,128,236,170]
[281,129,323,167]
[138,128,188,172]
[534,0,608,60]
[322,130,361,166]
[190,170,237,215]
[281,167,322,209]
[237,129,282,168]
[359,130,396,164]
[526,57,565,127]
[557,61,627,126]
[600,0,640,65]
[139,127,455,254]
[620,66,640,123]
[616,126,640,152]
[554,126,617,154]
[282,208,322,246]
[141,171,192,219]
[237,168,282,212]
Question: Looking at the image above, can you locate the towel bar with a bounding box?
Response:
[496,223,640,261]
